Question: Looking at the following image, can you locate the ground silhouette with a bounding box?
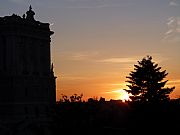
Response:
[53,96,180,135]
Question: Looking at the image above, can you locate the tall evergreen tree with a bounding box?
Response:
[125,56,175,103]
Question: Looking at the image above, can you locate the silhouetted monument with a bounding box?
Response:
[0,6,56,124]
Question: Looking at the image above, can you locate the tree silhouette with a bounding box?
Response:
[58,93,83,103]
[70,93,83,102]
[125,56,175,103]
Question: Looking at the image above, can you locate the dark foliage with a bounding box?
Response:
[52,99,180,135]
[53,99,131,135]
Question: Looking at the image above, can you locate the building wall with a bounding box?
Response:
[0,10,56,121]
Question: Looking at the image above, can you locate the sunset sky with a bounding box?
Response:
[1,0,180,101]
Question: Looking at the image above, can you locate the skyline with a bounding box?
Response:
[1,0,180,100]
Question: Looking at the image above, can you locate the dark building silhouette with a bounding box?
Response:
[0,6,56,123]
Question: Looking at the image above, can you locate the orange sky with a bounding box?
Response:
[55,53,180,101]
[1,0,179,101]
[49,0,180,101]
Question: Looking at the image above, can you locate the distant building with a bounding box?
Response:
[0,6,56,124]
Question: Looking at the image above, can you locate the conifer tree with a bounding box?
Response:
[125,56,175,103]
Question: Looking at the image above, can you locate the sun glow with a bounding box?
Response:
[117,89,130,102]
[105,89,131,102]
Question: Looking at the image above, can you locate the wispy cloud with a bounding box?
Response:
[62,74,87,80]
[169,0,178,6]
[163,1,180,42]
[97,57,137,64]
[97,54,168,64]
[62,0,134,9]
[69,53,91,60]
[9,0,25,4]
[104,89,126,94]
[167,79,180,85]
[60,51,99,61]
[65,4,120,9]
[65,0,88,1]
[109,82,126,86]
[163,16,180,42]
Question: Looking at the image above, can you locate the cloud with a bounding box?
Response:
[70,53,91,60]
[65,0,90,1]
[166,80,180,89]
[62,75,86,80]
[65,4,121,9]
[60,51,99,61]
[96,54,168,64]
[65,6,98,9]
[104,89,126,94]
[163,16,180,42]
[169,0,178,6]
[109,82,126,86]
[9,0,25,4]
[97,57,137,63]
[96,4,118,8]
[62,0,134,9]
[167,80,180,85]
